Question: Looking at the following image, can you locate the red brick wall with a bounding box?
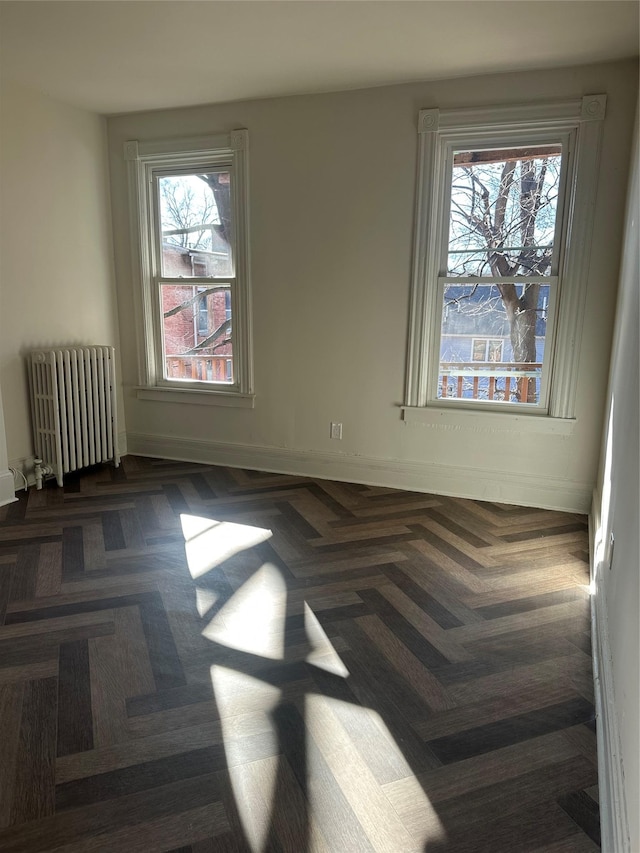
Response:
[161,284,197,355]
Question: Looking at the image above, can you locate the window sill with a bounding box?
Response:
[136,386,255,408]
[401,405,576,435]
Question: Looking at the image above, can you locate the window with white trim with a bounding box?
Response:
[125,130,253,402]
[405,96,606,418]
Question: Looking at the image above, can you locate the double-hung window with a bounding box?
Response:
[125,130,253,404]
[405,96,606,420]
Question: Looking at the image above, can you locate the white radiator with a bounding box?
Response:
[29,346,120,487]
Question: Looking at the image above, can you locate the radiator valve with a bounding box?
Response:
[33,458,54,490]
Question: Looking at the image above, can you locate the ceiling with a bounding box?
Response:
[0,1,638,115]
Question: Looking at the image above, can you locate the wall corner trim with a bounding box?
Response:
[590,495,632,853]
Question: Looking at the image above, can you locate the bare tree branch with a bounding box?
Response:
[184,319,232,353]
[163,286,230,319]
[445,283,480,305]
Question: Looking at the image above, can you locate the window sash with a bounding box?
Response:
[430,276,560,411]
[156,278,237,388]
[151,170,236,282]
[440,138,570,282]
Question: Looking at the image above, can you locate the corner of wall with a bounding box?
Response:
[0,468,18,506]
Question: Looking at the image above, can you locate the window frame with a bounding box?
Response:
[405,95,606,421]
[125,130,253,406]
[471,338,505,364]
[197,290,210,338]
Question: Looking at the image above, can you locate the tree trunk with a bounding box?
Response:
[509,286,539,364]
[199,174,231,243]
[499,282,539,402]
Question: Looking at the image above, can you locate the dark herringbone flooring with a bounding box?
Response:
[0,456,600,852]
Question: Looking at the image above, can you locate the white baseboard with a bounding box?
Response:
[9,431,127,489]
[591,542,631,851]
[0,468,18,506]
[125,431,592,513]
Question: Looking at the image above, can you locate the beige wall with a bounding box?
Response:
[108,59,638,511]
[0,79,122,470]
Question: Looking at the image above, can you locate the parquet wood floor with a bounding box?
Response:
[0,456,600,852]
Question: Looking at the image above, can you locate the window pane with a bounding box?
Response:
[438,282,549,404]
[159,172,233,278]
[447,146,562,277]
[161,284,234,383]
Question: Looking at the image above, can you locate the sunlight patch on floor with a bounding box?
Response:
[383,768,449,847]
[211,666,280,853]
[202,562,287,660]
[227,755,280,853]
[304,603,349,677]
[180,514,273,579]
[210,663,282,727]
[306,693,446,851]
[195,587,219,617]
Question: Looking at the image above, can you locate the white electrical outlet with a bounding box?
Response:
[330,422,343,440]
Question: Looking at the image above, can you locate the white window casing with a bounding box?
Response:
[125,130,254,406]
[404,95,606,421]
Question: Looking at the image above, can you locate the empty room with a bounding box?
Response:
[0,1,638,851]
